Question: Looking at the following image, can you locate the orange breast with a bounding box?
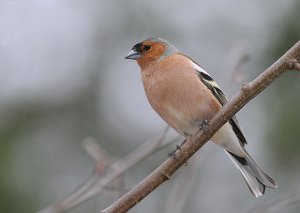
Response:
[141,54,221,135]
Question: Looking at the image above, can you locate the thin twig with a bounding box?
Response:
[227,40,251,88]
[83,137,115,174]
[100,41,300,213]
[38,126,180,213]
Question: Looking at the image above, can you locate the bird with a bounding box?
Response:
[125,37,277,197]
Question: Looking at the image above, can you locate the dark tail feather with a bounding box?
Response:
[226,150,277,197]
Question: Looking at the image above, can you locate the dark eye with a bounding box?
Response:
[143,45,151,51]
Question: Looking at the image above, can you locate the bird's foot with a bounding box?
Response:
[198,120,209,133]
[168,139,187,160]
[177,139,187,149]
[168,150,178,160]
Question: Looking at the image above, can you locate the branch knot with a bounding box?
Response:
[287,59,300,71]
[241,82,251,93]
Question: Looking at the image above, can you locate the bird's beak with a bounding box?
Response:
[125,49,141,60]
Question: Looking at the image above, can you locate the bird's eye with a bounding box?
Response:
[143,45,151,51]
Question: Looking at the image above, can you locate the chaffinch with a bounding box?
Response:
[125,37,277,197]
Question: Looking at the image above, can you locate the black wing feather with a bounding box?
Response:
[197,69,247,146]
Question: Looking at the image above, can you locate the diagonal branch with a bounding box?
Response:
[100,41,300,213]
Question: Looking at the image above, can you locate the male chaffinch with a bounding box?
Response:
[125,37,277,197]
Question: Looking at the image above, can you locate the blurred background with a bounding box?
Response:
[1,0,300,212]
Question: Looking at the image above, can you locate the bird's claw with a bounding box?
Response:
[168,143,183,160]
[198,120,209,133]
[168,150,178,160]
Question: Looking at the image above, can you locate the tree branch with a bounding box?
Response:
[38,127,180,213]
[100,41,300,213]
[162,151,209,213]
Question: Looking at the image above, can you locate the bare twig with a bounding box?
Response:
[227,40,251,88]
[83,137,115,173]
[100,41,300,213]
[84,137,126,196]
[38,126,180,213]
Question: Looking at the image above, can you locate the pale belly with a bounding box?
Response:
[160,103,210,136]
[150,94,245,157]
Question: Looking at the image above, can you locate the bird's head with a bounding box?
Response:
[125,37,178,69]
